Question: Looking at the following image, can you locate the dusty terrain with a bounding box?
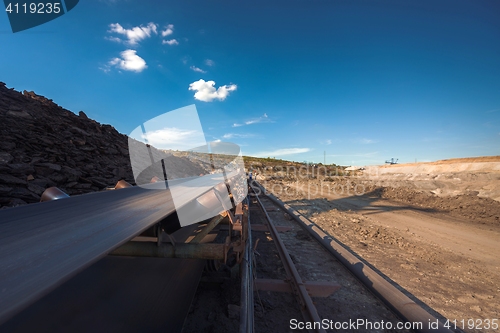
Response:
[254,157,500,333]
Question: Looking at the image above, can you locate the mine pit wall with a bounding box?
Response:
[252,159,500,203]
[361,161,500,202]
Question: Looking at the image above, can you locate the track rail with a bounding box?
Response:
[249,182,326,333]
[239,198,254,333]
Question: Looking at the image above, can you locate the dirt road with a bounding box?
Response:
[322,193,500,273]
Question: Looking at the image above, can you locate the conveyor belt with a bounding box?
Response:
[0,173,229,325]
[0,226,205,333]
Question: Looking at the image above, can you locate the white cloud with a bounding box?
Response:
[105,36,122,43]
[108,49,147,72]
[108,22,158,45]
[161,24,174,37]
[205,59,215,66]
[162,39,179,45]
[320,139,332,145]
[142,127,204,150]
[246,113,268,125]
[255,148,311,157]
[190,65,206,73]
[358,138,377,144]
[232,113,271,127]
[188,79,237,102]
[222,133,254,139]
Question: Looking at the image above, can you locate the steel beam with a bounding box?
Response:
[109,241,226,260]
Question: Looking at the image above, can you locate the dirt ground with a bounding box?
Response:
[258,173,500,333]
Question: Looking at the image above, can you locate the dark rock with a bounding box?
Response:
[10,187,40,201]
[30,157,45,164]
[78,111,89,119]
[39,137,54,146]
[8,198,28,207]
[34,166,55,177]
[7,110,31,118]
[0,152,13,164]
[48,173,68,183]
[0,185,13,195]
[35,162,62,171]
[31,177,56,188]
[27,183,46,195]
[107,147,119,155]
[61,166,82,182]
[7,163,35,175]
[65,182,78,188]
[0,174,26,185]
[73,183,92,189]
[113,167,128,179]
[0,142,16,150]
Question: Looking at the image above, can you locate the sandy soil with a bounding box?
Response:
[261,178,499,333]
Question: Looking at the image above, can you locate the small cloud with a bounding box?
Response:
[357,138,377,144]
[222,133,254,139]
[205,59,215,66]
[105,36,122,43]
[255,148,311,157]
[108,22,158,45]
[233,113,271,127]
[162,39,179,45]
[107,49,147,72]
[246,113,268,125]
[161,24,174,37]
[190,65,206,73]
[188,79,237,102]
[320,139,332,145]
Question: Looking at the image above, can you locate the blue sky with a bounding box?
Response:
[1,0,499,166]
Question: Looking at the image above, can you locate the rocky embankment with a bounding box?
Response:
[0,82,204,209]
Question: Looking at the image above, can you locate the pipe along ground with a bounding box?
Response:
[252,181,454,333]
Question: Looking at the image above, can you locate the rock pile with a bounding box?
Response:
[0,82,205,209]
